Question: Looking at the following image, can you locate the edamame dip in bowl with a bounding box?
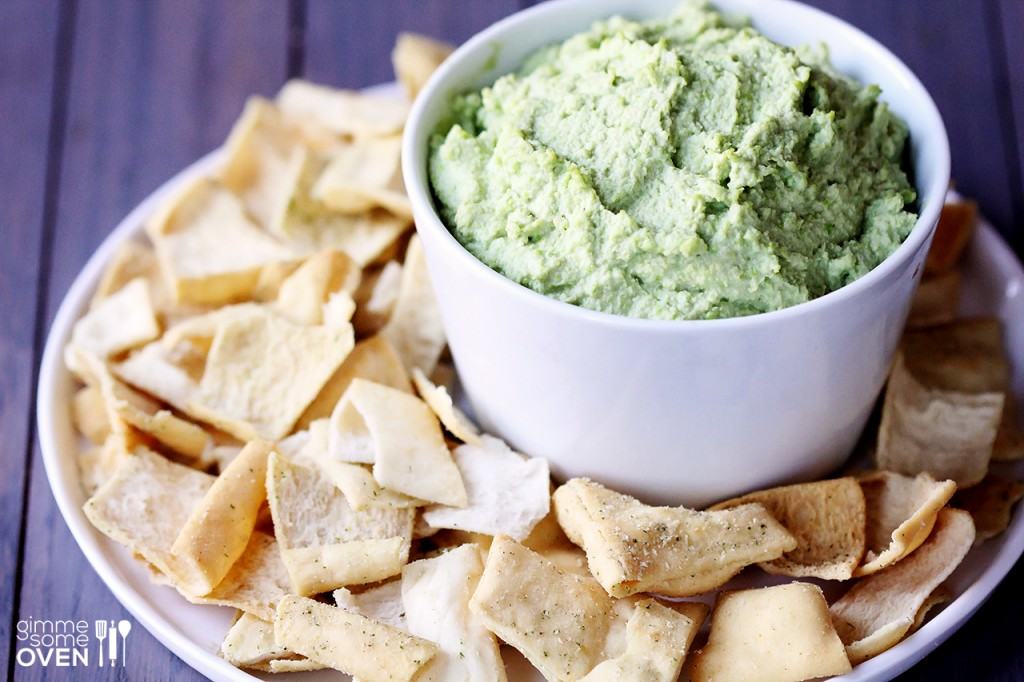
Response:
[403,0,948,504]
[428,1,917,320]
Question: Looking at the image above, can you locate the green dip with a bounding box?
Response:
[429,1,917,320]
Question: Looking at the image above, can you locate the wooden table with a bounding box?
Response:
[2,1,1022,679]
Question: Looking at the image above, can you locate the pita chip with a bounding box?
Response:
[277,80,409,138]
[147,178,295,305]
[266,452,414,594]
[392,33,453,99]
[334,580,407,630]
[411,367,480,444]
[219,97,305,234]
[402,544,507,682]
[328,378,466,507]
[690,583,851,681]
[831,509,975,664]
[171,440,273,595]
[877,352,1002,487]
[188,310,354,440]
[72,385,110,444]
[72,278,159,358]
[954,475,1024,543]
[856,470,957,575]
[353,260,403,336]
[553,478,796,597]
[83,448,214,581]
[469,535,617,681]
[580,598,704,682]
[273,248,360,325]
[382,236,446,375]
[298,333,411,429]
[925,200,977,275]
[186,531,293,620]
[710,477,866,580]
[274,595,437,681]
[314,135,411,218]
[423,435,549,540]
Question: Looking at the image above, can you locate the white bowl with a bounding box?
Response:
[404,0,950,506]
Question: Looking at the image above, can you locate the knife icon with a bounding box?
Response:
[108,620,117,664]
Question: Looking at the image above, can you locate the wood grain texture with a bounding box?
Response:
[14,2,288,680]
[996,0,1024,246]
[806,0,1020,243]
[0,0,61,677]
[7,1,1024,681]
[303,0,523,87]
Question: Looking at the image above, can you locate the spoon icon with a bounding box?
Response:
[117,620,132,666]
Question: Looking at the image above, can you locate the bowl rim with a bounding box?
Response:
[402,0,952,331]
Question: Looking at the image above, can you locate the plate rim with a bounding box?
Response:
[36,96,1024,682]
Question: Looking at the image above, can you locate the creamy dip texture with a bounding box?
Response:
[429,1,917,320]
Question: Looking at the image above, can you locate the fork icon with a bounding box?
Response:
[94,620,108,667]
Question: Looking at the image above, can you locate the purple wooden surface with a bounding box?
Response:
[4,1,1022,680]
[12,1,289,680]
[0,0,61,678]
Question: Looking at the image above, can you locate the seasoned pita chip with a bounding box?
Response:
[72,278,159,358]
[186,531,292,620]
[353,260,403,336]
[954,475,1024,543]
[329,378,467,507]
[298,334,411,428]
[323,461,421,510]
[334,580,407,629]
[147,178,295,305]
[274,595,437,680]
[219,97,305,234]
[831,508,975,664]
[402,544,507,682]
[277,80,409,138]
[171,440,273,595]
[382,236,446,376]
[907,271,960,329]
[553,478,796,597]
[423,435,549,540]
[266,452,413,594]
[188,310,353,440]
[72,385,110,444]
[314,136,411,218]
[580,598,704,682]
[469,535,617,681]
[856,470,956,576]
[273,249,360,325]
[113,341,198,412]
[411,367,480,444]
[690,583,851,681]
[221,612,293,668]
[84,448,214,581]
[925,200,977,275]
[392,33,453,99]
[878,353,1002,487]
[221,612,324,672]
[709,477,866,580]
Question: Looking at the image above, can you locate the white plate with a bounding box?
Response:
[38,84,1024,681]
